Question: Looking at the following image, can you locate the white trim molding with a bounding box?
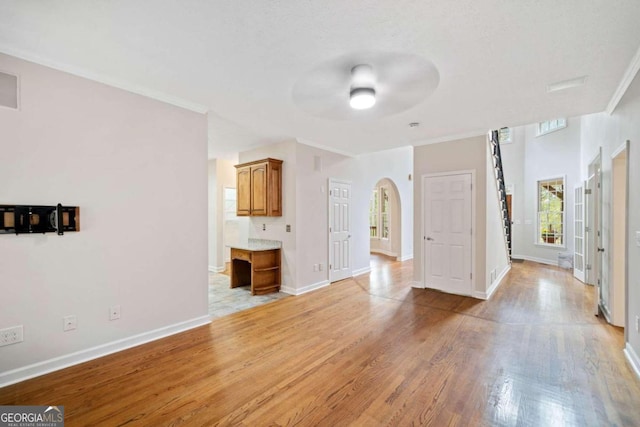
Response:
[607,44,640,115]
[0,315,211,388]
[208,265,225,273]
[624,343,640,381]
[370,248,398,258]
[399,254,414,262]
[281,280,330,296]
[474,265,511,300]
[511,255,558,267]
[0,45,209,114]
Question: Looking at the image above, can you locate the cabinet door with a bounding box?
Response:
[251,164,268,215]
[236,166,251,216]
[267,161,282,216]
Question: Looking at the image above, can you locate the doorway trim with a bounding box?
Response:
[369,178,402,260]
[586,149,603,317]
[419,169,476,296]
[610,141,629,327]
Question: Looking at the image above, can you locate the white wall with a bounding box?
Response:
[237,142,413,294]
[413,135,488,296]
[580,72,640,367]
[499,127,525,256]
[294,143,354,291]
[612,152,627,326]
[294,143,413,291]
[370,178,401,259]
[581,113,631,324]
[501,118,581,265]
[207,158,238,271]
[357,146,414,264]
[485,144,511,298]
[238,140,298,292]
[0,54,209,383]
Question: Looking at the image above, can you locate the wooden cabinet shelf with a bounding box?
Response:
[235,158,282,216]
[230,247,281,295]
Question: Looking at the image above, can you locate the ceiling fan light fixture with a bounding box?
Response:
[350,87,376,110]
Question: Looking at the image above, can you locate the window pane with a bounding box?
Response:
[369,190,378,237]
[537,177,564,246]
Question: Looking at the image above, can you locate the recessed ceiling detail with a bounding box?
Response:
[292,52,440,121]
[547,76,588,92]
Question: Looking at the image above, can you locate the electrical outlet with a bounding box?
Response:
[262,224,266,231]
[286,224,291,232]
[0,325,23,347]
[313,264,318,272]
[319,263,324,271]
[63,315,77,332]
[110,305,121,321]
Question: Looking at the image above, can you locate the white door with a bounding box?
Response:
[423,173,472,296]
[329,179,352,282]
[573,184,586,282]
[585,174,596,286]
[586,155,604,316]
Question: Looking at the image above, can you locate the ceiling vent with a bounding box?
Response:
[0,71,18,109]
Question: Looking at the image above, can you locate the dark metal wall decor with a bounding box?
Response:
[0,204,80,235]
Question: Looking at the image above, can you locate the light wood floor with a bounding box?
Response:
[2,258,640,426]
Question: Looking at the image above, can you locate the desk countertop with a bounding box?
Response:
[228,238,282,251]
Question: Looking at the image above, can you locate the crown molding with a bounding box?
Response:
[0,46,209,114]
[606,44,640,115]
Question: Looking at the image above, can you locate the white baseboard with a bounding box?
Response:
[281,280,330,296]
[512,254,557,267]
[475,265,511,300]
[370,249,398,258]
[399,254,414,262]
[410,281,425,289]
[0,315,211,388]
[352,266,372,277]
[624,343,640,381]
[208,265,225,273]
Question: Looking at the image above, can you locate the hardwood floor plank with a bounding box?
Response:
[1,259,639,426]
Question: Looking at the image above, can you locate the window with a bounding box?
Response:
[369,189,378,237]
[536,118,567,137]
[498,127,512,144]
[537,177,564,246]
[369,186,390,239]
[380,187,389,239]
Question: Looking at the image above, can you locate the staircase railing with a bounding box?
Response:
[489,130,512,261]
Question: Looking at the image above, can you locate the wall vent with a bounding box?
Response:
[0,71,18,110]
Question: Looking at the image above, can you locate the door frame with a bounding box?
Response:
[421,170,476,295]
[611,140,629,327]
[586,149,603,316]
[573,183,586,283]
[328,178,353,283]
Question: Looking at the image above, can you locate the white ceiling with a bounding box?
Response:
[1,1,640,158]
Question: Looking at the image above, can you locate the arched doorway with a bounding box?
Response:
[368,178,402,261]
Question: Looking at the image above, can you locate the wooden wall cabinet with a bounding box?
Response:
[235,158,283,216]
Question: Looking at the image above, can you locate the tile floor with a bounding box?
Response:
[208,272,289,318]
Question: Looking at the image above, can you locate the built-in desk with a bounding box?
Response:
[229,239,281,295]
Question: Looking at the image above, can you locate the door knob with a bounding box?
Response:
[426,237,434,241]
[597,247,605,252]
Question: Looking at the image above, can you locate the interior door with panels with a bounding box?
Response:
[423,173,472,296]
[329,179,352,282]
